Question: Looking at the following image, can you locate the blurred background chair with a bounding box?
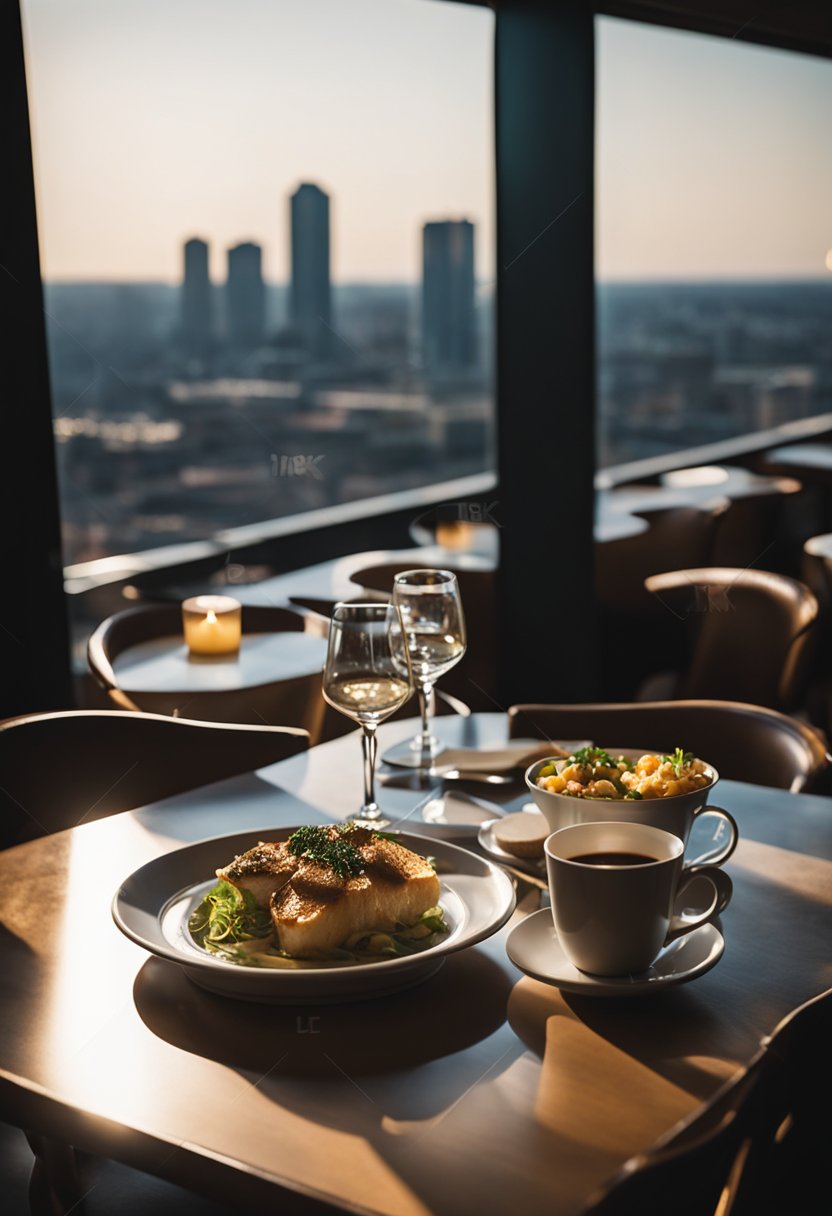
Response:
[658,465,803,569]
[347,561,498,711]
[88,602,328,742]
[638,568,819,712]
[508,700,829,792]
[0,708,308,1215]
[581,987,831,1216]
[0,709,308,850]
[595,502,724,701]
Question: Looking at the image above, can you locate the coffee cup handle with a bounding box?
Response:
[665,865,733,944]
[684,804,738,869]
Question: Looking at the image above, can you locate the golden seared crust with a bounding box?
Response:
[291,860,347,903]
[217,841,298,908]
[269,842,440,957]
[359,836,435,883]
[220,841,295,883]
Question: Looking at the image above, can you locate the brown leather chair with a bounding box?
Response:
[88,602,328,742]
[348,562,497,712]
[641,568,819,712]
[508,700,829,792]
[0,710,308,849]
[581,988,831,1216]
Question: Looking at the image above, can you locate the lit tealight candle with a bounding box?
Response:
[182,595,242,656]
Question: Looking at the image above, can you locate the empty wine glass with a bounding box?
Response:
[322,601,414,825]
[382,569,467,768]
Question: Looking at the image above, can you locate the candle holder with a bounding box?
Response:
[182,595,242,656]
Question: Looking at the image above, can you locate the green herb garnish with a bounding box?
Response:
[570,746,615,768]
[660,747,695,778]
[286,825,366,878]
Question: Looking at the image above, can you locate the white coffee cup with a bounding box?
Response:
[545,821,733,977]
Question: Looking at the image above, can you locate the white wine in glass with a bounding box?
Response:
[322,602,414,824]
[383,569,467,768]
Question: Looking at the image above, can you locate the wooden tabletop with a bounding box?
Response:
[1,713,831,1216]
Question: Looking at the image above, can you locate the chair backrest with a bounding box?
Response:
[88,603,327,741]
[581,988,832,1216]
[508,700,829,792]
[710,480,801,568]
[595,503,722,700]
[644,568,819,711]
[348,563,498,710]
[0,710,309,849]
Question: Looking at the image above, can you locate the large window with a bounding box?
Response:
[596,17,832,468]
[23,0,495,567]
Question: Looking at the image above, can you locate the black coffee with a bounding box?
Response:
[570,851,657,867]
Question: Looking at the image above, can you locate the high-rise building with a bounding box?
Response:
[181,237,212,358]
[226,242,265,348]
[422,220,476,374]
[290,183,332,358]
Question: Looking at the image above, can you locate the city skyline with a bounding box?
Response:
[22,2,832,282]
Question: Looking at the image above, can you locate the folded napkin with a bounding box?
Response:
[437,740,593,774]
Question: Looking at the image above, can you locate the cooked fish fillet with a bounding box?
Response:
[217,841,298,908]
[271,837,440,957]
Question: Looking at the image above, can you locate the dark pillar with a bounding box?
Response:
[495,0,596,706]
[0,3,73,715]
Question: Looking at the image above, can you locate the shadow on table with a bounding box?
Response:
[507,865,832,1107]
[134,945,520,1125]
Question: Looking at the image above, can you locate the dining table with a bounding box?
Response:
[1,712,831,1216]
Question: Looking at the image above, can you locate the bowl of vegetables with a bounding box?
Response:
[525,746,737,867]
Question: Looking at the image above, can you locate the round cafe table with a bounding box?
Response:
[112,631,328,694]
[109,630,328,735]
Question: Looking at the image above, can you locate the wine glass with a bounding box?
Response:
[322,602,414,825]
[382,569,467,768]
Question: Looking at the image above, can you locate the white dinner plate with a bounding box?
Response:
[113,827,516,1004]
[506,908,724,997]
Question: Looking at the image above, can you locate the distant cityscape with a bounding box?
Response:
[49,182,492,566]
[43,184,832,566]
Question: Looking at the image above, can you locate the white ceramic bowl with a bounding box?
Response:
[525,750,737,867]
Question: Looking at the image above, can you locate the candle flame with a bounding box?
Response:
[206,610,217,624]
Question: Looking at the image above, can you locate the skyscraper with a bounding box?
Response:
[422,220,476,374]
[181,237,213,358]
[290,183,332,359]
[226,242,265,349]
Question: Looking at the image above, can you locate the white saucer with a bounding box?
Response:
[477,813,547,879]
[506,909,724,997]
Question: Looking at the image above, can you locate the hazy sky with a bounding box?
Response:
[22,1,832,282]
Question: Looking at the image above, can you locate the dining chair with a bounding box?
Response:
[581,987,832,1216]
[0,709,309,849]
[639,568,819,712]
[347,562,498,710]
[88,601,328,742]
[595,502,723,700]
[508,700,830,792]
[0,709,311,1215]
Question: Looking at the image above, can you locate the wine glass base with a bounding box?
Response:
[343,811,391,830]
[381,736,446,769]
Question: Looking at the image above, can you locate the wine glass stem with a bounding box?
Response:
[417,681,434,751]
[361,724,380,817]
